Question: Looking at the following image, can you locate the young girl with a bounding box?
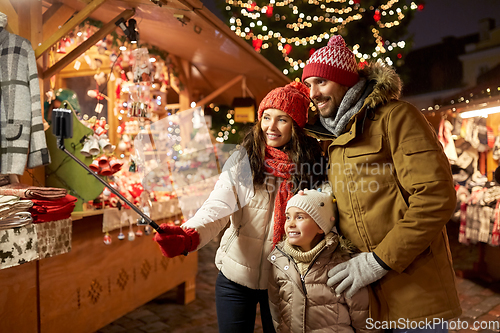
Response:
[154,81,327,333]
[268,189,374,333]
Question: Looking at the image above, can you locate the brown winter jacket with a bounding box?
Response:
[305,62,462,322]
[268,233,376,333]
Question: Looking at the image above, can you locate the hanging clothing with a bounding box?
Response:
[0,15,50,175]
[438,118,458,162]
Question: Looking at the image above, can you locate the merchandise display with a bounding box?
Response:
[0,223,38,269]
[35,218,72,258]
[134,107,221,219]
[439,113,500,247]
[0,194,33,230]
[0,15,50,175]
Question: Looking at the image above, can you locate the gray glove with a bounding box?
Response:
[327,252,388,298]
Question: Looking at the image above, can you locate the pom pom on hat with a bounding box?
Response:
[258,81,310,128]
[286,188,338,234]
[302,35,359,87]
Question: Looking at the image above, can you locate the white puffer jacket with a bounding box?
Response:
[182,150,280,289]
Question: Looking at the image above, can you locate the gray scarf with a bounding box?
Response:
[320,78,372,137]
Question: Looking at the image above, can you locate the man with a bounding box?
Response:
[302,35,462,327]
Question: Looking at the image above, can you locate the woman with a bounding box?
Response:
[154,81,327,333]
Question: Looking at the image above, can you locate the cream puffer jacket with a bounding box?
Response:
[182,150,279,289]
[268,233,376,333]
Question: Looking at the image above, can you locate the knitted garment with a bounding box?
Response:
[0,21,50,174]
[283,232,334,275]
[0,183,67,200]
[264,146,294,246]
[286,189,336,234]
[302,35,359,87]
[319,78,372,137]
[258,81,310,128]
[492,201,500,246]
[459,202,469,245]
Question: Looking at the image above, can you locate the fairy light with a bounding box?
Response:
[226,0,419,78]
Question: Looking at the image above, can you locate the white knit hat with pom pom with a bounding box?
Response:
[286,188,337,234]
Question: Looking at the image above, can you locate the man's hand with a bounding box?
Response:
[153,224,200,258]
[327,252,388,298]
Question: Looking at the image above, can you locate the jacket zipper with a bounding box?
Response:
[275,241,332,296]
[275,247,308,296]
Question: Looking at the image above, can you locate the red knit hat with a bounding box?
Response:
[302,35,359,87]
[257,81,310,128]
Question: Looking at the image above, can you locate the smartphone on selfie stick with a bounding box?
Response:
[52,103,163,233]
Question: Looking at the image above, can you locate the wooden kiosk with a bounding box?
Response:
[0,0,289,332]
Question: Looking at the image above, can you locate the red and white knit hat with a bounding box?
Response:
[258,81,310,128]
[302,35,359,87]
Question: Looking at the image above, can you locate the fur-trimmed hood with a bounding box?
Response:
[360,61,402,109]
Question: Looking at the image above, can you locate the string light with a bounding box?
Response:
[421,85,500,118]
[225,0,420,78]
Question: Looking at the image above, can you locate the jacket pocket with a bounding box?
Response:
[345,134,382,157]
[5,123,23,141]
[400,137,451,183]
[401,137,440,155]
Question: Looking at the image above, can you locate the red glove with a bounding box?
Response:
[154,224,200,258]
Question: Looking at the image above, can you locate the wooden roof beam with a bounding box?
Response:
[196,75,244,107]
[35,0,108,59]
[41,8,135,80]
[42,2,76,40]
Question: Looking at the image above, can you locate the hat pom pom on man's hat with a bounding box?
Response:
[302,35,359,87]
[328,35,346,48]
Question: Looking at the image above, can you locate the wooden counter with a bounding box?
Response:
[0,212,198,333]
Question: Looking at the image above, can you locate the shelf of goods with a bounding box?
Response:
[0,210,197,333]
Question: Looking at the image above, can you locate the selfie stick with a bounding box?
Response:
[52,104,162,233]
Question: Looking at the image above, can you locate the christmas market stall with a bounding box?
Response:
[0,0,289,332]
[423,65,500,283]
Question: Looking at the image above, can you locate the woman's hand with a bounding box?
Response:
[154,224,200,258]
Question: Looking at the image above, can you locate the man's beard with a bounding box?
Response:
[314,97,337,119]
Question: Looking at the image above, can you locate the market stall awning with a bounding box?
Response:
[48,0,290,106]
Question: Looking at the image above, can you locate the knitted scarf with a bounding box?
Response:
[320,78,372,137]
[283,232,334,275]
[264,146,295,246]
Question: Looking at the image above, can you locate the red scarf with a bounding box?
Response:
[264,146,295,246]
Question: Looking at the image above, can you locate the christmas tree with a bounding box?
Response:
[219,0,424,80]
